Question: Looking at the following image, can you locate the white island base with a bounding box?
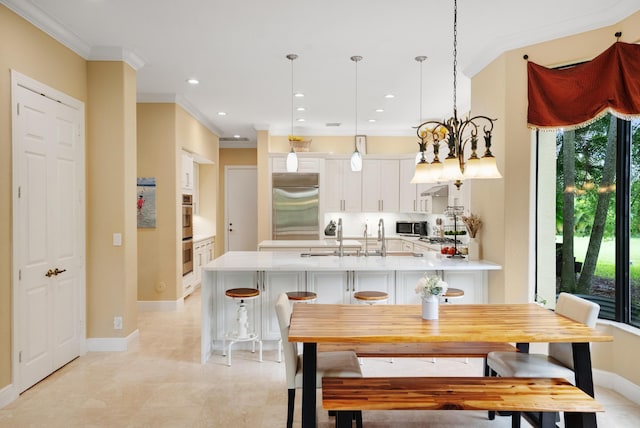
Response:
[201,251,501,364]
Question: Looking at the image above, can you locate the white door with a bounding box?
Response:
[12,72,85,393]
[225,166,257,251]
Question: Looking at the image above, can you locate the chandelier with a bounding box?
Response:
[411,0,501,188]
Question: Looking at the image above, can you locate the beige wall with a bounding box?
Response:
[137,104,179,301]
[471,11,640,384]
[137,104,219,300]
[216,148,257,256]
[86,61,138,338]
[0,5,87,389]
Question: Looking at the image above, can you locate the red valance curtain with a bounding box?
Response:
[528,42,640,130]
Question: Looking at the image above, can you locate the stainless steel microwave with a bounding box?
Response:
[396,221,420,235]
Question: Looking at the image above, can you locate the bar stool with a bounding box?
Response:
[277,291,318,363]
[442,287,464,303]
[353,291,388,304]
[223,287,263,367]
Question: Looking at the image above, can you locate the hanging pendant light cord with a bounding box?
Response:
[452,0,458,118]
[354,58,358,136]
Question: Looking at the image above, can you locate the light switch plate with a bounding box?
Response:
[113,233,122,246]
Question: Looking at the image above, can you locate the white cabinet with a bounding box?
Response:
[362,160,399,212]
[386,238,404,252]
[271,155,321,173]
[325,159,361,212]
[401,240,414,252]
[395,271,437,304]
[442,270,487,304]
[261,271,306,340]
[187,237,214,297]
[399,158,418,212]
[181,151,194,194]
[352,271,395,303]
[307,271,350,304]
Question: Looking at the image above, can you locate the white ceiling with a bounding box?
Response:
[4,0,640,146]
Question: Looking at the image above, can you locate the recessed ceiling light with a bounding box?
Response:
[186,78,199,85]
[375,108,384,113]
[296,118,305,122]
[368,119,376,123]
[294,92,304,98]
[217,111,227,116]
[297,107,306,111]
[384,94,395,99]
[233,134,241,138]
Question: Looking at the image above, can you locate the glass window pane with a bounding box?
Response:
[631,119,640,327]
[555,114,617,319]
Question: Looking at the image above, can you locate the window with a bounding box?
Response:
[537,115,639,327]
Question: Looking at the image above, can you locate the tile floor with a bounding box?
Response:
[1,289,639,427]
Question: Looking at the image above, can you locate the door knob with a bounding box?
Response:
[45,269,55,278]
[54,268,67,275]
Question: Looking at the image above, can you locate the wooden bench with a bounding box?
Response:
[322,376,604,428]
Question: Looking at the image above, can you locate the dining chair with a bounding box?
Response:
[486,292,600,426]
[275,293,363,428]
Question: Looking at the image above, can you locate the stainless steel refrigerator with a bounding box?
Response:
[272,172,319,240]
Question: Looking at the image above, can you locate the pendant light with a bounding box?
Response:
[350,55,363,172]
[286,53,299,172]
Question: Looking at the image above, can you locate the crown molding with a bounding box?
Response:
[89,46,146,71]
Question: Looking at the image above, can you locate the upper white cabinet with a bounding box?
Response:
[362,159,399,212]
[271,155,321,173]
[181,151,194,194]
[325,159,361,212]
[399,158,418,212]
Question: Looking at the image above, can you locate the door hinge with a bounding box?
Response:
[17,103,20,116]
[18,186,21,198]
[19,351,22,363]
[19,269,22,281]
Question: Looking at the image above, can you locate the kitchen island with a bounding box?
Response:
[201,251,501,363]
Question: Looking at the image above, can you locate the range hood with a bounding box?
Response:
[420,184,449,197]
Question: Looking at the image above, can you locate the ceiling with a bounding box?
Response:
[4,0,640,147]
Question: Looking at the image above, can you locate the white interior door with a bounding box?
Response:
[12,72,85,393]
[225,166,257,251]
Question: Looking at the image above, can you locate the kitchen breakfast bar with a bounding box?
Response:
[200,250,501,364]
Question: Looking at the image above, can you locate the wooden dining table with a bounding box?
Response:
[288,303,613,428]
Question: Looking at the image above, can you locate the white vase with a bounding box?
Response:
[422,295,439,320]
[467,238,480,261]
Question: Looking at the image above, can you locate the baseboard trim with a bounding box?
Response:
[137,298,184,312]
[86,329,140,352]
[594,368,640,405]
[0,383,18,409]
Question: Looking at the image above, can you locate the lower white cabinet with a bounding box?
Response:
[307,271,350,304]
[352,271,395,303]
[395,271,437,304]
[186,237,214,298]
[260,271,305,340]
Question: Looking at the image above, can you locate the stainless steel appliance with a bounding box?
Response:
[418,221,429,238]
[395,221,421,235]
[272,173,319,240]
[182,194,193,275]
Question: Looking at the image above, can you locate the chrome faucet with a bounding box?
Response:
[378,218,386,257]
[363,223,368,256]
[337,218,344,257]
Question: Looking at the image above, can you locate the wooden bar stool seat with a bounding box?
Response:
[223,288,262,366]
[354,291,388,304]
[442,287,464,303]
[286,291,317,302]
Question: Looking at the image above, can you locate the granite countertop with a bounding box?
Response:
[204,250,501,272]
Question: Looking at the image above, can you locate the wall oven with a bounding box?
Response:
[182,194,193,276]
